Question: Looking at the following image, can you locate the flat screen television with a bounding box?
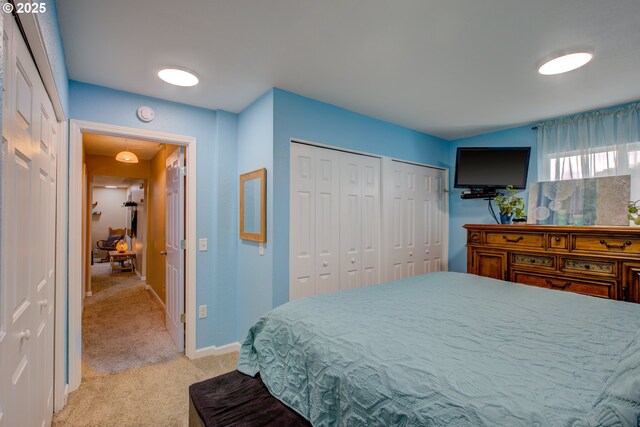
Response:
[454,147,531,194]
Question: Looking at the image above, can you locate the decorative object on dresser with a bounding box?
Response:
[628,200,640,226]
[465,224,640,303]
[494,185,525,224]
[527,176,630,226]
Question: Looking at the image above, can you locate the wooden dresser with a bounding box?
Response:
[465,224,640,303]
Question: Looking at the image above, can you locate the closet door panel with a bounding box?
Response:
[314,148,340,295]
[290,144,316,300]
[388,163,405,280]
[340,153,362,290]
[361,157,381,286]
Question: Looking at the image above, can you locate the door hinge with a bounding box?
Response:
[180,240,186,250]
[180,166,187,176]
[180,313,186,323]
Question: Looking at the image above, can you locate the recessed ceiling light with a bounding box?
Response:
[105,185,118,189]
[158,67,199,87]
[538,51,593,75]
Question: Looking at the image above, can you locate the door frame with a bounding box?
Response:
[60,119,197,395]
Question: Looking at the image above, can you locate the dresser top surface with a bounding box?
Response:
[464,224,640,234]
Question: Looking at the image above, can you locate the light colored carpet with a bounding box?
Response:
[53,352,239,427]
[53,263,239,426]
[83,264,180,375]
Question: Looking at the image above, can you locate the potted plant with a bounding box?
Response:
[494,185,525,224]
[628,200,640,226]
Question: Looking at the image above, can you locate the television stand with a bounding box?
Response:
[460,188,497,199]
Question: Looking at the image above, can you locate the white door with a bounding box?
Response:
[0,15,58,427]
[339,152,381,290]
[290,143,316,300]
[165,148,185,351]
[314,147,341,295]
[290,143,381,300]
[340,152,363,290]
[387,160,446,281]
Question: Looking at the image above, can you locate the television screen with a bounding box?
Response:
[454,147,531,189]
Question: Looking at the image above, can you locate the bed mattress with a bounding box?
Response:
[237,272,640,426]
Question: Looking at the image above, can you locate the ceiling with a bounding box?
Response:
[83,132,163,160]
[57,0,640,140]
[92,176,144,188]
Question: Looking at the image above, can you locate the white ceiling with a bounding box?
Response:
[92,176,144,188]
[83,132,163,160]
[57,0,640,140]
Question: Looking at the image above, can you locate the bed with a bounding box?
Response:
[233,272,640,426]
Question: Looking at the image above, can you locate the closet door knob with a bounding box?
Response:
[40,299,48,307]
[409,252,413,257]
[19,329,31,341]
[350,258,356,264]
[322,261,328,267]
[425,250,429,255]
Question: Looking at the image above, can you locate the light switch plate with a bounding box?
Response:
[259,243,264,255]
[199,238,208,251]
[198,305,207,319]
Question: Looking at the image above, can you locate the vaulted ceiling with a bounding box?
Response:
[57,0,640,140]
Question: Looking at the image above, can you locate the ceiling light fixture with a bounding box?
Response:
[158,67,199,87]
[105,185,118,189]
[116,138,139,164]
[538,51,593,75]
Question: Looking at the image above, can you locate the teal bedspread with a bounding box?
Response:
[237,272,640,426]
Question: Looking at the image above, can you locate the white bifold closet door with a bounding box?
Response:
[0,15,58,427]
[387,160,446,281]
[290,143,381,300]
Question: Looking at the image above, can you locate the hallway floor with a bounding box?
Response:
[83,263,180,374]
[53,263,238,426]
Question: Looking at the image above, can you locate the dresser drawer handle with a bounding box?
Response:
[503,235,524,243]
[546,278,571,289]
[554,236,561,242]
[599,239,632,250]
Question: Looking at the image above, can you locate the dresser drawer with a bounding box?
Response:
[560,257,616,278]
[511,252,555,270]
[548,233,568,250]
[512,271,614,299]
[485,232,544,248]
[572,235,640,254]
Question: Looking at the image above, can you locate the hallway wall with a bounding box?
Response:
[91,187,128,258]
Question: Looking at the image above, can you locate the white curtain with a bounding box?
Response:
[537,102,640,199]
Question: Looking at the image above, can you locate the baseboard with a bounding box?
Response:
[145,284,166,311]
[84,291,92,297]
[135,270,146,281]
[64,383,68,405]
[194,342,241,359]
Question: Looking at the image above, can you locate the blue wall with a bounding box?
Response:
[236,89,274,339]
[38,0,70,116]
[448,125,537,273]
[69,81,238,349]
[272,89,450,311]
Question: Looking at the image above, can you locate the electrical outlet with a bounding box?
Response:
[259,243,264,255]
[198,238,208,251]
[198,305,207,319]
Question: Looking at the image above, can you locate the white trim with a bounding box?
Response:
[15,10,66,122]
[136,270,146,281]
[145,284,166,311]
[54,122,68,412]
[64,120,198,397]
[290,137,448,172]
[84,291,92,297]
[194,342,241,359]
